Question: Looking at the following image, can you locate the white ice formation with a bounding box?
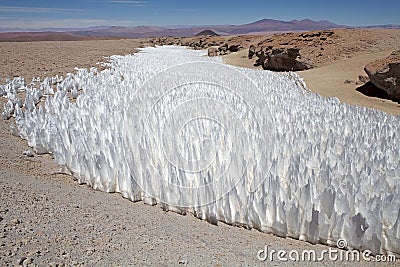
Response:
[1,46,399,255]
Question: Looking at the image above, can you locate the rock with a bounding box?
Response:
[364,50,400,99]
[23,257,33,266]
[218,43,228,55]
[263,48,312,71]
[180,40,190,46]
[358,75,370,84]
[86,247,95,256]
[254,48,267,67]
[18,257,27,265]
[17,257,33,266]
[23,150,34,157]
[207,47,218,57]
[228,44,241,52]
[248,45,256,59]
[300,32,322,38]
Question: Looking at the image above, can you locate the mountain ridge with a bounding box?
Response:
[0,18,398,41]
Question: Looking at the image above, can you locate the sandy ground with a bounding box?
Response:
[0,40,146,79]
[297,50,400,115]
[1,38,399,266]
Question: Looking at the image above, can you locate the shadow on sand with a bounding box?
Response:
[356,82,400,104]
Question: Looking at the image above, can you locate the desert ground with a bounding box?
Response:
[1,30,399,266]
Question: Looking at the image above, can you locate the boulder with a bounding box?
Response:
[263,48,312,71]
[228,44,241,52]
[218,43,228,55]
[254,48,267,67]
[248,45,256,59]
[208,47,218,57]
[364,50,400,99]
[181,40,190,46]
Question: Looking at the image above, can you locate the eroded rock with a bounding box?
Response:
[254,47,312,71]
[365,50,400,100]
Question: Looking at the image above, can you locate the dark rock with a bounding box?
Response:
[344,80,354,84]
[218,43,228,55]
[254,48,267,67]
[262,48,312,71]
[300,32,322,38]
[228,44,241,52]
[248,45,256,59]
[322,30,334,37]
[365,50,400,99]
[18,257,27,265]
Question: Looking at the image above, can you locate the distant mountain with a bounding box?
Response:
[196,30,220,37]
[0,32,121,42]
[3,18,398,41]
[0,26,111,33]
[69,18,345,39]
[208,19,346,35]
[361,24,400,30]
[74,26,167,37]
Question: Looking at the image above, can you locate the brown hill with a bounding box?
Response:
[196,30,220,36]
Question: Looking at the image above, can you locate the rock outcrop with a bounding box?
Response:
[255,47,312,71]
[228,44,241,52]
[247,30,341,71]
[364,50,400,100]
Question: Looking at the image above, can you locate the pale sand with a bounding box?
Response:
[0,40,397,266]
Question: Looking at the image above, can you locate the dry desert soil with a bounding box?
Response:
[0,30,399,266]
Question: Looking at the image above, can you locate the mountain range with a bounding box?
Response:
[0,18,399,41]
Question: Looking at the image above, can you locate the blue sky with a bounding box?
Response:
[0,0,400,29]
